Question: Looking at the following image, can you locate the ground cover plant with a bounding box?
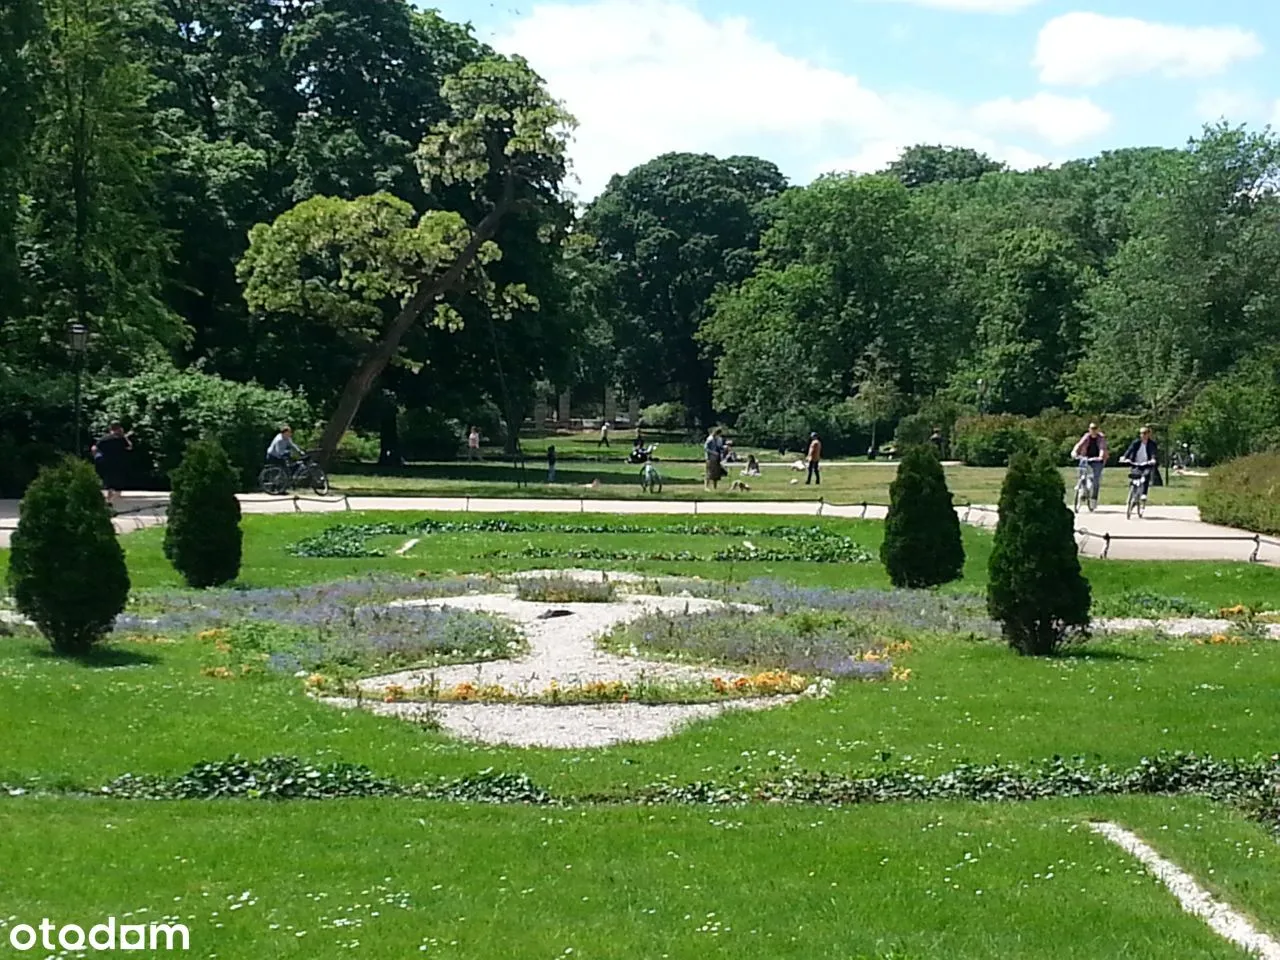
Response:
[515,575,618,603]
[608,608,914,680]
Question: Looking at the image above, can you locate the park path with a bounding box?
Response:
[0,493,1276,564]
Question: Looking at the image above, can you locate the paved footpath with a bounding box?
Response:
[1,493,1277,564]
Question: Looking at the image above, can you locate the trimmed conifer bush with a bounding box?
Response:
[987,451,1091,655]
[880,444,964,588]
[164,438,243,588]
[7,457,130,655]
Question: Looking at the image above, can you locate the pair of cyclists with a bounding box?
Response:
[1070,423,1160,508]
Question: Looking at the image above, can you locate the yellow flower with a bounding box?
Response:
[383,684,408,703]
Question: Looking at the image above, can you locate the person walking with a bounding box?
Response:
[704,427,726,490]
[92,421,133,508]
[805,432,822,486]
[546,444,557,483]
[929,427,945,458]
[467,426,481,461]
[598,421,611,447]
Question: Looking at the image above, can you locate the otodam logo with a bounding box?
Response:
[6,917,189,952]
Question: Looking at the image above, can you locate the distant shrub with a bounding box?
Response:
[1175,359,1280,466]
[165,439,243,588]
[952,415,1040,466]
[515,576,617,603]
[987,452,1091,655]
[0,366,72,496]
[7,458,130,655]
[92,361,310,490]
[881,445,965,588]
[893,413,934,449]
[639,401,689,429]
[294,428,379,464]
[398,408,463,461]
[1199,453,1280,536]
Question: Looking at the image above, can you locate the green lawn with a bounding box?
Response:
[3,509,1278,960]
[108,511,1280,610]
[1,795,1273,960]
[328,460,1205,506]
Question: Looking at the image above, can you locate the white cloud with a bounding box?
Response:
[871,0,1039,12]
[972,93,1113,147]
[1036,13,1263,87]
[492,0,1070,198]
[1193,88,1269,124]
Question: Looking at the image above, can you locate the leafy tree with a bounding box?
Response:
[583,152,787,426]
[14,0,184,368]
[165,438,243,588]
[7,457,130,655]
[848,339,903,452]
[885,144,1005,188]
[987,452,1091,655]
[239,55,574,465]
[0,0,43,323]
[880,444,964,588]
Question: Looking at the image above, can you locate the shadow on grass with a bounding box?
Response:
[31,644,160,668]
[1058,647,1149,663]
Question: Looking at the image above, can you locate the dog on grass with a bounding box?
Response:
[729,480,751,492]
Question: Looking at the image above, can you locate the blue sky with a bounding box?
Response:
[424,0,1280,197]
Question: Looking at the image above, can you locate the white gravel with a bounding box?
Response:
[326,591,800,748]
[319,696,798,749]
[1095,617,1280,638]
[363,593,761,695]
[1091,822,1280,959]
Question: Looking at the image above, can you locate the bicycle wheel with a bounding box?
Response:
[1136,490,1145,518]
[1125,484,1138,520]
[1073,481,1085,514]
[259,465,288,496]
[310,467,330,497]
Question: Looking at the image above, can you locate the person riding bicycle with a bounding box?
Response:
[266,424,304,472]
[1119,426,1161,501]
[1070,422,1108,502]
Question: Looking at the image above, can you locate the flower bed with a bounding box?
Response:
[608,607,917,679]
[515,576,618,603]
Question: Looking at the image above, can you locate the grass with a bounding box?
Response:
[4,610,1280,794]
[328,460,1205,507]
[101,511,1280,611]
[0,794,1273,959]
[4,507,1279,958]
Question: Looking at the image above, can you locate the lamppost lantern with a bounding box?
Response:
[67,321,89,354]
[67,321,89,456]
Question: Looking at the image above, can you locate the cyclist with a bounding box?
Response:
[1070,422,1108,505]
[1119,425,1160,502]
[266,424,304,473]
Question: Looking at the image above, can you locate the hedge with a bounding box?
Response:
[952,412,1154,467]
[1198,453,1280,536]
[91,363,311,490]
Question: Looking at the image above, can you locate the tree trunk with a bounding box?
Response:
[315,190,515,469]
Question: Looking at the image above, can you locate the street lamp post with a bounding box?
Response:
[67,322,88,455]
[977,378,986,415]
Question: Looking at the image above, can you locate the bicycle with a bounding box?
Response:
[1120,460,1153,520]
[259,453,330,497]
[1073,457,1102,514]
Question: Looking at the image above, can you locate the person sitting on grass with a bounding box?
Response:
[742,454,761,477]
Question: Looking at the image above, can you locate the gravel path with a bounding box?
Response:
[319,696,797,749]
[359,593,758,696]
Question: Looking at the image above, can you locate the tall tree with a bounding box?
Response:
[239,55,574,466]
[582,152,787,427]
[885,144,1005,188]
[15,0,183,368]
[0,0,43,326]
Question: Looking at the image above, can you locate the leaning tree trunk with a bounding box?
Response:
[315,193,514,469]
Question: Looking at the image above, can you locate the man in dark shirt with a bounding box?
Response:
[92,422,132,507]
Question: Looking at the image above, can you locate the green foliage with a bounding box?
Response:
[7,457,129,655]
[881,446,965,588]
[987,452,1091,655]
[952,415,1040,466]
[1174,349,1280,465]
[584,152,788,424]
[515,576,617,603]
[1199,453,1280,536]
[638,401,688,429]
[884,145,1005,188]
[91,362,311,488]
[164,439,243,588]
[397,407,464,460]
